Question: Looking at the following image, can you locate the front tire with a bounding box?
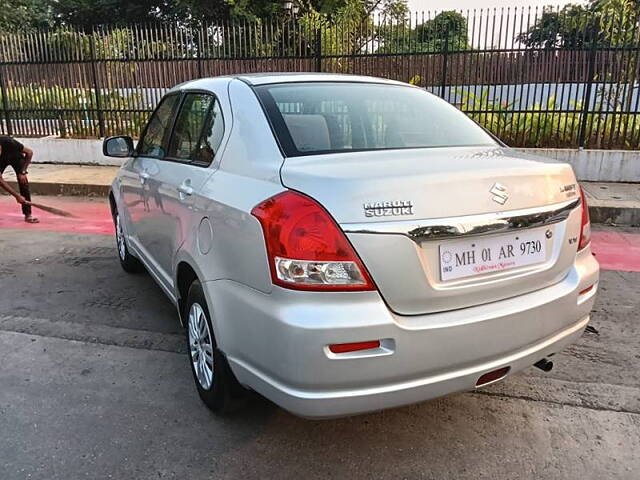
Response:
[113,210,144,273]
[185,280,245,413]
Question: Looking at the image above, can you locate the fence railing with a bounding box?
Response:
[0,7,639,149]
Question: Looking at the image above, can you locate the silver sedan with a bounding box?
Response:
[105,73,599,418]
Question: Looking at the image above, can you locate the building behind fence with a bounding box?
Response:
[0,7,638,149]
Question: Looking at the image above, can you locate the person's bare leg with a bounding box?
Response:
[17,171,38,223]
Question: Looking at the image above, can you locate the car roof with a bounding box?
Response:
[234,72,407,86]
[171,73,408,92]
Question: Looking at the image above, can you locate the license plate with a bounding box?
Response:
[439,229,548,281]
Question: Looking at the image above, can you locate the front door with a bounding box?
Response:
[137,92,225,288]
[125,93,181,268]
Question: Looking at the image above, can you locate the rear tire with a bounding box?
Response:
[185,280,245,413]
[113,209,144,273]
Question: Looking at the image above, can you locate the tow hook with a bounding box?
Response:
[534,358,554,372]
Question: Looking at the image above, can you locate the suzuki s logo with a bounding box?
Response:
[490,183,509,205]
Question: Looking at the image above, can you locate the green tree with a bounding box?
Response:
[295,0,407,56]
[516,0,640,48]
[44,0,241,27]
[50,0,165,27]
[160,0,232,23]
[594,0,640,46]
[1,0,409,30]
[0,0,51,30]
[300,0,406,19]
[516,4,594,49]
[379,11,471,53]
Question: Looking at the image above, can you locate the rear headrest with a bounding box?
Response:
[282,114,330,152]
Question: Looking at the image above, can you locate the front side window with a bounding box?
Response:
[138,94,180,157]
[255,82,497,156]
[168,93,214,162]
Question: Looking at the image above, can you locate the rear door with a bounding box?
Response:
[136,92,225,286]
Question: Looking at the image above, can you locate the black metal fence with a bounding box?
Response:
[0,6,639,149]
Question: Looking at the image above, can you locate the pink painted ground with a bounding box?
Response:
[591,230,640,273]
[0,195,114,236]
[1,195,639,273]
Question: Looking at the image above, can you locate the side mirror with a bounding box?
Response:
[103,136,134,158]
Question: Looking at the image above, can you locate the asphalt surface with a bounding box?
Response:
[1,223,639,479]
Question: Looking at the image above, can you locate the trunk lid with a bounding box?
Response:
[280,146,583,315]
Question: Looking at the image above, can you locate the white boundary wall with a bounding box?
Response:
[517,148,640,183]
[15,137,640,182]
[17,137,124,167]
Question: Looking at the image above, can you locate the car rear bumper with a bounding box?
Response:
[205,248,599,418]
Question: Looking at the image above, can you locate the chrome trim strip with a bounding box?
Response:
[342,197,581,241]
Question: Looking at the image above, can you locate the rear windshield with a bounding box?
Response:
[255,82,497,157]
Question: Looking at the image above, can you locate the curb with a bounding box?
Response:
[8,181,110,197]
[588,205,640,227]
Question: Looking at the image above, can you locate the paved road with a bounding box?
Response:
[0,214,639,478]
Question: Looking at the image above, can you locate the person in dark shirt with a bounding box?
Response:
[0,136,38,223]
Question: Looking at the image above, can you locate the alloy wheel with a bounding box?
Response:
[115,214,127,261]
[188,302,214,390]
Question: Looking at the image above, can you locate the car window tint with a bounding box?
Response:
[138,94,180,157]
[168,93,214,161]
[195,99,225,166]
[257,83,497,156]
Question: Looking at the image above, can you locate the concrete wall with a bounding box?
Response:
[516,148,640,182]
[17,137,124,166]
[16,137,640,182]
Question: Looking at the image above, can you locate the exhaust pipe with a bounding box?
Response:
[534,358,553,372]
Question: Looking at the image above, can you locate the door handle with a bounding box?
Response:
[178,183,194,197]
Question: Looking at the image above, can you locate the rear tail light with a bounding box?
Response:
[251,191,375,291]
[578,186,591,251]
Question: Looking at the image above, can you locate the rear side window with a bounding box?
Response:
[197,100,225,166]
[255,82,496,157]
[138,94,180,157]
[168,93,214,162]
